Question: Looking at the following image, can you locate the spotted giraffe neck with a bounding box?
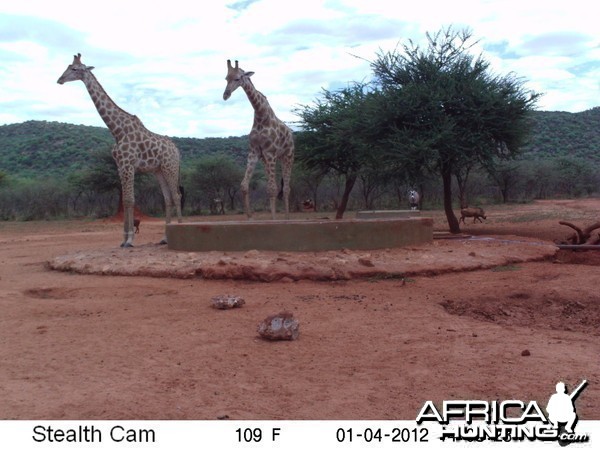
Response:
[241,78,274,119]
[81,71,141,142]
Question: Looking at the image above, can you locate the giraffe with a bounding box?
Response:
[57,53,182,247]
[223,60,294,219]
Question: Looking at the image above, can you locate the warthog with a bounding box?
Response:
[459,207,486,224]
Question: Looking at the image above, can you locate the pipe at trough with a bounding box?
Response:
[556,244,600,250]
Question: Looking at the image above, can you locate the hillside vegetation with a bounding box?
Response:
[0,120,249,178]
[523,108,600,161]
[0,107,598,220]
[1,108,599,178]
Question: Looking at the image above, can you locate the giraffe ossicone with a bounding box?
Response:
[223,59,294,220]
[57,53,183,247]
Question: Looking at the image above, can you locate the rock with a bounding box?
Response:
[521,349,531,356]
[257,312,299,341]
[358,257,374,267]
[211,295,245,309]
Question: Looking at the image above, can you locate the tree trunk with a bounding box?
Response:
[335,173,357,219]
[418,182,426,210]
[500,184,508,203]
[442,166,460,233]
[455,166,471,209]
[457,184,467,209]
[227,187,238,211]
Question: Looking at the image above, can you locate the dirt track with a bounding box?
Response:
[1,199,599,420]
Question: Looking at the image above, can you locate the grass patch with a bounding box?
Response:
[505,212,562,223]
[367,273,415,282]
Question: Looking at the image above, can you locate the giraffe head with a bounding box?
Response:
[57,53,95,84]
[223,59,254,100]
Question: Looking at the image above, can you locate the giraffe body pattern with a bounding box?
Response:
[223,60,294,219]
[58,54,182,247]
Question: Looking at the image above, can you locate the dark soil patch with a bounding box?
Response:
[440,293,600,334]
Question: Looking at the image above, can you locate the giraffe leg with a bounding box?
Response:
[119,166,136,248]
[281,154,293,220]
[174,186,182,223]
[241,152,259,219]
[265,160,278,220]
[165,144,183,224]
[155,172,175,244]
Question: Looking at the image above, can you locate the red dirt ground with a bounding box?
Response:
[0,199,598,420]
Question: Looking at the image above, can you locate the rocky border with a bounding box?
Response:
[47,236,558,282]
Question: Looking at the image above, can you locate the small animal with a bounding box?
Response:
[134,218,140,233]
[459,207,486,224]
[302,199,315,212]
[408,190,420,210]
[210,198,225,215]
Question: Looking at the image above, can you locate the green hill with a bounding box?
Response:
[522,107,600,161]
[1,107,598,179]
[0,121,113,178]
[0,120,249,178]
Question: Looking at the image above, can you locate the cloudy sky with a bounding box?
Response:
[1,0,598,138]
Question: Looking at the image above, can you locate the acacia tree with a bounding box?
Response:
[73,148,122,215]
[371,27,540,232]
[295,83,381,219]
[291,159,327,211]
[485,160,521,203]
[74,148,158,217]
[190,153,244,212]
[455,161,475,208]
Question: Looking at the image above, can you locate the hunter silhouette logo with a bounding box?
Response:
[416,379,590,444]
[547,380,588,446]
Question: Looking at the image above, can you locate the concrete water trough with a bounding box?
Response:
[356,210,421,219]
[166,217,433,252]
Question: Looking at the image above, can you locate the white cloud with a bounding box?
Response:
[0,0,598,138]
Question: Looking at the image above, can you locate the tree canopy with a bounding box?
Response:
[370,27,541,231]
[295,27,541,230]
[295,82,379,218]
[188,153,244,212]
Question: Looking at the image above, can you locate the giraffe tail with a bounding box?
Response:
[176,164,185,211]
[277,177,284,200]
[178,185,185,211]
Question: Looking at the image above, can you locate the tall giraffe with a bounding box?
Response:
[223,60,294,219]
[57,53,182,247]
